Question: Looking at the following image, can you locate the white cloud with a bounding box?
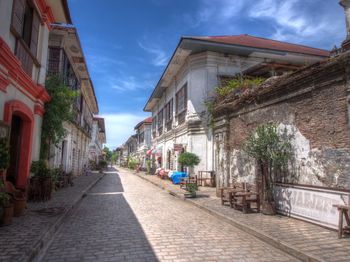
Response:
[183,0,344,49]
[138,41,169,66]
[101,113,150,149]
[249,0,344,47]
[109,75,153,92]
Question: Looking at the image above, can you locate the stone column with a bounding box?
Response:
[340,0,350,39]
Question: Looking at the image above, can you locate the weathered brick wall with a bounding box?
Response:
[214,55,350,190]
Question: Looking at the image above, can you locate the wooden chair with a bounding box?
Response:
[197,171,216,187]
[220,182,246,207]
[232,183,260,213]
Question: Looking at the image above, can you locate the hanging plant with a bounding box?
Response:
[40,76,78,159]
[0,138,10,171]
[243,123,293,215]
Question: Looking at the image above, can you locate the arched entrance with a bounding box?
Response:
[4,100,34,189]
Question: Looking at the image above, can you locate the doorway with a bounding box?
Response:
[7,115,23,185]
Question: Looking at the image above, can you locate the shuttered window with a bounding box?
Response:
[11,0,26,37]
[47,47,61,75]
[11,0,40,58]
[30,11,40,57]
[176,84,187,114]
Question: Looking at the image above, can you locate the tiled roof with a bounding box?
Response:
[135,117,152,130]
[191,34,330,57]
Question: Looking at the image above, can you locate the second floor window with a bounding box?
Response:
[139,132,144,144]
[11,0,40,75]
[152,116,157,138]
[176,84,187,115]
[157,110,163,130]
[47,47,61,75]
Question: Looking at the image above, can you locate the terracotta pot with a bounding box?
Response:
[1,205,13,226]
[13,198,26,217]
[262,201,276,215]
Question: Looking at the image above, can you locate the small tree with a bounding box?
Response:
[178,152,200,175]
[243,123,292,214]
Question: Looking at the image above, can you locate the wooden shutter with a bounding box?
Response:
[30,11,40,57]
[11,0,26,36]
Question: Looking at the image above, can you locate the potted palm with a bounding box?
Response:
[0,180,13,226]
[178,152,200,198]
[243,123,292,215]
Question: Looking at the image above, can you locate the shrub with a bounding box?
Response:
[99,160,107,170]
[30,160,50,177]
[178,152,200,168]
[215,77,265,97]
[128,157,138,170]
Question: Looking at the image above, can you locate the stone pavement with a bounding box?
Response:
[133,169,350,262]
[41,168,297,262]
[0,171,104,262]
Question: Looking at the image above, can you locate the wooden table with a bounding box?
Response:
[333,204,350,238]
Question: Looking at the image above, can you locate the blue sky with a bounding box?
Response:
[68,0,345,149]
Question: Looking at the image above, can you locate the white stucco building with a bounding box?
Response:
[144,35,329,175]
[134,117,152,168]
[89,116,106,164]
[47,24,99,175]
[0,0,71,189]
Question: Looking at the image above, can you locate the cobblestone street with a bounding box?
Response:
[40,169,298,262]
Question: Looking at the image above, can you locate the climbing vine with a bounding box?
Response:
[40,76,78,159]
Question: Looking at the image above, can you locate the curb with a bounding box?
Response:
[25,173,106,262]
[133,171,324,262]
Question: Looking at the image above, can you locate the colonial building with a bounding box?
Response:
[89,116,106,164]
[144,35,329,175]
[0,0,71,189]
[134,117,152,168]
[47,24,99,175]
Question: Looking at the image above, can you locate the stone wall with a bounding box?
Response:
[214,52,350,190]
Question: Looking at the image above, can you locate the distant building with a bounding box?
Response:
[134,117,152,169]
[144,34,329,174]
[89,116,106,164]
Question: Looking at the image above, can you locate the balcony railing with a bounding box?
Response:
[177,111,186,125]
[15,39,34,77]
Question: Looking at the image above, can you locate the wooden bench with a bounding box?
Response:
[220,182,246,207]
[333,204,350,238]
[231,183,260,213]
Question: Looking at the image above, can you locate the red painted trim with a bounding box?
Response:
[0,74,9,93]
[34,104,45,116]
[35,0,56,31]
[0,37,51,103]
[4,100,34,189]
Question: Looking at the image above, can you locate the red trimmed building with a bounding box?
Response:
[0,0,71,189]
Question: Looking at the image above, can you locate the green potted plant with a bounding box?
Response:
[0,180,13,226]
[185,183,198,198]
[30,160,52,201]
[243,123,292,215]
[178,152,200,198]
[0,137,10,177]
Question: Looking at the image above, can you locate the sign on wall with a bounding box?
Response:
[174,144,183,152]
[275,184,350,229]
